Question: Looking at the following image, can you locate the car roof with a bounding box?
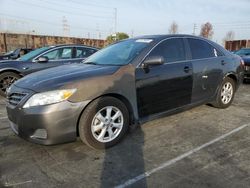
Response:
[46,44,99,49]
[132,34,207,40]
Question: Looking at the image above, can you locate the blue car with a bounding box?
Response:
[234,48,250,81]
[0,44,98,96]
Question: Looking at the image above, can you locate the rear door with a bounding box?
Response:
[136,38,193,118]
[186,38,224,102]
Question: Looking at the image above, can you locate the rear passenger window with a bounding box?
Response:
[76,47,97,58]
[188,38,216,59]
[149,38,186,63]
[61,48,73,59]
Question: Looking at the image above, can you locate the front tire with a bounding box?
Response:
[79,96,129,149]
[0,72,21,97]
[212,77,236,109]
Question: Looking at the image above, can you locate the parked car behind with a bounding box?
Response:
[6,35,244,149]
[242,56,250,81]
[0,44,98,96]
[235,48,250,57]
[0,48,33,61]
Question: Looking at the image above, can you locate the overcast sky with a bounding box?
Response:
[0,0,250,44]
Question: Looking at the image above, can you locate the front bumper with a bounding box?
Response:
[6,96,89,145]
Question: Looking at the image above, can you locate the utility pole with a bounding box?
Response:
[62,16,70,36]
[96,23,99,39]
[192,23,197,35]
[114,8,117,34]
[131,30,134,38]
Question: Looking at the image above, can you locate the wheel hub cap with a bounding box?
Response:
[221,82,233,104]
[91,106,124,143]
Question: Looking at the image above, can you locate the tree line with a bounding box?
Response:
[106,22,235,44]
[168,21,235,43]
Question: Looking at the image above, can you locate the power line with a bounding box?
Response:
[35,0,115,16]
[12,0,114,20]
[68,0,115,9]
[0,13,110,33]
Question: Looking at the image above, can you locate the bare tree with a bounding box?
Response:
[168,21,178,34]
[200,22,214,39]
[224,31,235,41]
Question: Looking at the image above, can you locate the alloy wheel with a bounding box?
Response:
[221,82,233,104]
[0,76,18,93]
[91,106,124,143]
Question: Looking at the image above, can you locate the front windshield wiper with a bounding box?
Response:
[84,61,97,65]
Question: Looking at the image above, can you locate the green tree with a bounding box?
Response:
[106,32,129,44]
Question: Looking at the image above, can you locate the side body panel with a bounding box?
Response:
[135,61,193,117]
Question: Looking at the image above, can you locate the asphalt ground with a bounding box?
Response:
[0,83,250,188]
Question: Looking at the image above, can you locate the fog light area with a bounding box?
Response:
[30,129,47,139]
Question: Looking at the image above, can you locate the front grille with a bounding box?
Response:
[8,93,27,106]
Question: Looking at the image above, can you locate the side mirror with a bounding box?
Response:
[37,56,49,63]
[10,54,17,59]
[142,56,164,68]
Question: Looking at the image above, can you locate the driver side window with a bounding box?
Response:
[43,49,60,60]
[42,48,73,61]
[149,38,186,63]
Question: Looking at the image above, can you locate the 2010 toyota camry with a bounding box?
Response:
[6,35,244,149]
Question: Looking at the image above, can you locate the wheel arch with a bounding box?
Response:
[76,93,136,136]
[0,69,23,77]
[224,72,239,89]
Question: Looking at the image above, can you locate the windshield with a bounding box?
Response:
[235,49,250,56]
[84,39,153,65]
[19,47,50,61]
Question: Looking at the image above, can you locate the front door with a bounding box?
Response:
[136,38,193,118]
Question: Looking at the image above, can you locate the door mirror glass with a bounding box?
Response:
[142,56,164,68]
[37,56,49,63]
[10,54,17,59]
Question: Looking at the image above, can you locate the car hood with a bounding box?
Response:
[0,60,22,64]
[0,55,10,60]
[14,64,121,92]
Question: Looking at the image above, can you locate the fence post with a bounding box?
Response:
[3,33,7,52]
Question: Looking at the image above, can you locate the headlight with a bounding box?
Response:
[23,89,77,108]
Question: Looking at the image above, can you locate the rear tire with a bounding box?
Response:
[211,77,236,109]
[79,96,129,149]
[0,72,21,97]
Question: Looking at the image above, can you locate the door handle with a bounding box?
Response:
[221,60,226,65]
[184,66,192,73]
[22,67,29,70]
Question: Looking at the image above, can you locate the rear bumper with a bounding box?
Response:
[6,100,89,145]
